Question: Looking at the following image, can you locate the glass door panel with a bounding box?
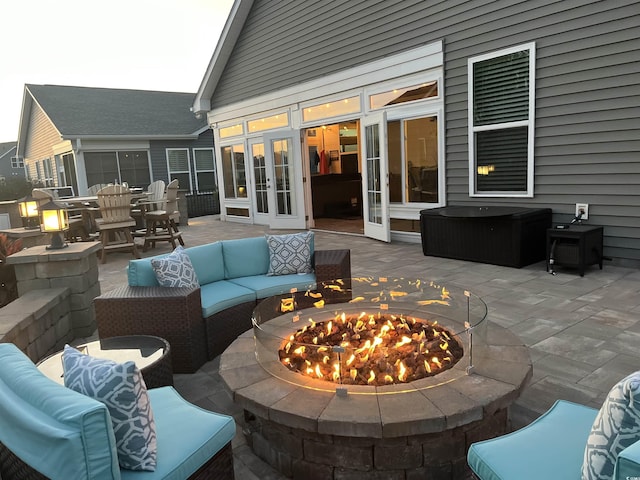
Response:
[361,112,390,242]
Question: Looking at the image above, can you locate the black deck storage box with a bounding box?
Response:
[420,206,552,268]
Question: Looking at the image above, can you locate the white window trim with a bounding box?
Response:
[468,42,536,198]
[165,148,193,191]
[192,147,217,192]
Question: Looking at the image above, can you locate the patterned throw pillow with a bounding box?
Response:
[582,370,640,479]
[266,231,314,276]
[151,246,199,288]
[62,345,157,471]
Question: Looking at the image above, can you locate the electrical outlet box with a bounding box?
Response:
[575,203,589,220]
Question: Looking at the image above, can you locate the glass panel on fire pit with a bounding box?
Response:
[252,276,488,395]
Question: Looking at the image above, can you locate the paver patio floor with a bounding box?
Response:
[94,215,640,479]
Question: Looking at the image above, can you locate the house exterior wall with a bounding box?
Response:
[149,129,215,190]
[209,0,640,264]
[23,103,63,180]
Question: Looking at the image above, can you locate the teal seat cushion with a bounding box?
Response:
[120,386,235,480]
[467,400,598,480]
[222,237,270,278]
[200,280,256,318]
[0,343,120,480]
[184,242,225,285]
[230,273,316,299]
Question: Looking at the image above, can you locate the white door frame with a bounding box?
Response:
[361,112,390,242]
[263,130,306,229]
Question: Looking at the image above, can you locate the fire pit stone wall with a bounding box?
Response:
[220,320,531,480]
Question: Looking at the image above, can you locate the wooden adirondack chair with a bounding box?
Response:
[95,185,140,263]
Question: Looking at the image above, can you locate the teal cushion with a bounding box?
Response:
[615,440,640,479]
[222,237,270,278]
[467,400,597,480]
[63,345,157,471]
[199,280,256,318]
[151,246,199,288]
[0,343,119,480]
[185,242,225,284]
[230,273,316,299]
[583,370,640,480]
[128,257,163,287]
[120,386,235,480]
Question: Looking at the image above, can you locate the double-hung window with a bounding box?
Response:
[193,148,216,192]
[166,148,191,191]
[468,43,535,197]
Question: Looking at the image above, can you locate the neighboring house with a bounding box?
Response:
[193,0,640,264]
[17,84,216,196]
[0,142,25,182]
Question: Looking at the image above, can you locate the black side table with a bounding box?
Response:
[546,225,604,276]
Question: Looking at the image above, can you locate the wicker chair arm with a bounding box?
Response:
[314,249,351,283]
[94,285,207,373]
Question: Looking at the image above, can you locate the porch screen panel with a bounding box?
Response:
[365,124,382,224]
[118,151,150,188]
[85,152,118,187]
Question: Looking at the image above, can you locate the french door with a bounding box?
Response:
[361,112,390,242]
[263,131,306,229]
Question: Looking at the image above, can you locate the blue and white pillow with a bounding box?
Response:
[151,246,199,288]
[266,231,314,276]
[62,345,157,471]
[582,370,640,479]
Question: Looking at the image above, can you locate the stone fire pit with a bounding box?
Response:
[220,277,531,479]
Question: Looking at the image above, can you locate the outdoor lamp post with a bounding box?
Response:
[18,195,40,229]
[39,200,69,250]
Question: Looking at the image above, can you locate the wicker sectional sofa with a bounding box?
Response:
[0,342,236,480]
[94,235,351,373]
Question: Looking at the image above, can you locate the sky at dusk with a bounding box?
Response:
[0,0,235,143]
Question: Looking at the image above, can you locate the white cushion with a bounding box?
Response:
[266,231,314,276]
[582,370,640,479]
[151,246,199,288]
[62,345,158,471]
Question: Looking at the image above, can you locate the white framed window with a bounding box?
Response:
[193,148,216,192]
[42,158,54,186]
[468,43,535,197]
[220,144,247,199]
[11,156,23,169]
[166,148,192,191]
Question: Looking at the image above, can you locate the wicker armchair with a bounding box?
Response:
[94,248,351,374]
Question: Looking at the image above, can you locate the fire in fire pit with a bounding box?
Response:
[278,311,464,386]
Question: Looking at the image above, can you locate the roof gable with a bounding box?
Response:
[26,84,207,138]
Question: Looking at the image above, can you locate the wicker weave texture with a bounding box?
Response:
[205,301,256,360]
[0,441,234,480]
[95,286,207,374]
[315,249,351,284]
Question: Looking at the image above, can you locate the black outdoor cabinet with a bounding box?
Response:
[420,206,552,268]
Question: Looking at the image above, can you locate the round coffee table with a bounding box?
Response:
[37,335,173,389]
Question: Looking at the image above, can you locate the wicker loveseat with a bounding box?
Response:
[94,235,351,373]
[0,343,236,480]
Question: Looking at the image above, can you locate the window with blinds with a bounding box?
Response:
[468,43,535,197]
[166,148,191,191]
[193,148,216,192]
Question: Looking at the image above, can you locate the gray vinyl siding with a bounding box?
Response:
[149,130,215,191]
[211,0,640,264]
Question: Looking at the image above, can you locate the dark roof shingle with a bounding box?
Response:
[27,84,206,137]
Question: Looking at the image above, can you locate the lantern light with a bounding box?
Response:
[39,200,69,250]
[18,195,40,229]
